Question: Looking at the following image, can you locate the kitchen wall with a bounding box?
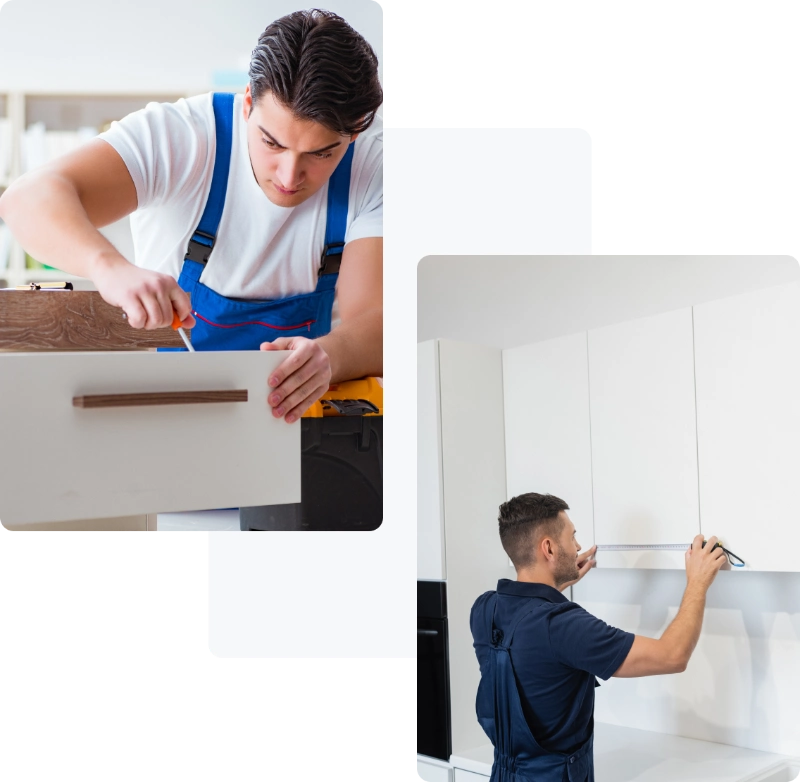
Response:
[0,0,382,93]
[574,568,800,756]
[419,256,800,757]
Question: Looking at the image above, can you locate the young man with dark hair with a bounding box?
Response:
[471,492,727,782]
[0,9,382,423]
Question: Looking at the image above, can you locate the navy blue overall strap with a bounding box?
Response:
[184,92,235,265]
[317,140,356,281]
[488,593,545,649]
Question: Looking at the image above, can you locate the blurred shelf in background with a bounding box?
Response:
[0,91,185,288]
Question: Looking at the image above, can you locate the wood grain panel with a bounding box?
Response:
[73,389,248,408]
[0,290,185,350]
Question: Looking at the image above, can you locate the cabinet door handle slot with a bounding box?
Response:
[73,390,248,408]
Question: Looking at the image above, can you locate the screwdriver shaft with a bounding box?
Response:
[177,327,195,352]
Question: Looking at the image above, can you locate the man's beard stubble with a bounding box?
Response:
[553,546,580,588]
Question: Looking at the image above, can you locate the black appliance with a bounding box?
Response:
[417,580,451,761]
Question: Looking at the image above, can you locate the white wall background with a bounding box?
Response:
[574,568,800,756]
[418,255,799,349]
[0,0,382,93]
[419,256,800,757]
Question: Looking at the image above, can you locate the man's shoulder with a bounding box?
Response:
[514,598,593,635]
[532,600,627,644]
[361,112,383,140]
[354,114,382,161]
[157,92,216,130]
[469,590,497,633]
[472,589,496,609]
[107,93,214,140]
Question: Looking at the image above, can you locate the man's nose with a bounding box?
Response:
[277,154,303,189]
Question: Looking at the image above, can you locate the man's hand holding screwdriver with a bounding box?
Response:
[99,257,325,423]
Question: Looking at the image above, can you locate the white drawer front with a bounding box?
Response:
[0,351,300,525]
[417,757,454,782]
[454,769,489,781]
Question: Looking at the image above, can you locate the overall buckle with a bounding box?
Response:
[184,230,217,265]
[318,242,345,276]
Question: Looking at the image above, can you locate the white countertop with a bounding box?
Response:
[451,722,800,781]
[157,509,240,531]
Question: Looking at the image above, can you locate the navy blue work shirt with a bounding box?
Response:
[471,579,634,755]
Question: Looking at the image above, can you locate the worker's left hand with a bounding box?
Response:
[560,545,598,591]
[260,336,331,423]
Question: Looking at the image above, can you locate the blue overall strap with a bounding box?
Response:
[488,593,544,649]
[183,92,235,268]
[317,140,355,288]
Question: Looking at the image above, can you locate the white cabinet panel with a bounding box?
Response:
[503,332,594,547]
[694,282,800,571]
[0,351,300,526]
[417,756,454,782]
[418,340,446,580]
[589,309,699,568]
[454,769,489,781]
[437,340,509,756]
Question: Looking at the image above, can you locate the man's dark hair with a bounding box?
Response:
[498,493,570,569]
[248,9,382,136]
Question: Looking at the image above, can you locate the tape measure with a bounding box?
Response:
[596,542,745,567]
[596,544,688,552]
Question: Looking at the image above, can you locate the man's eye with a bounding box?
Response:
[313,152,333,159]
[262,138,277,148]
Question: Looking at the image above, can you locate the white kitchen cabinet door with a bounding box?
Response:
[0,351,300,526]
[693,282,800,572]
[418,340,446,580]
[588,308,700,569]
[503,332,594,547]
[417,756,454,782]
[437,339,510,756]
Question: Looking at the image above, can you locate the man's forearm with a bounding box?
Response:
[658,581,708,671]
[0,172,120,278]
[316,308,382,383]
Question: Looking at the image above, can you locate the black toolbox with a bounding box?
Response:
[239,378,383,531]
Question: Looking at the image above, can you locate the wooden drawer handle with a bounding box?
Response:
[73,390,249,408]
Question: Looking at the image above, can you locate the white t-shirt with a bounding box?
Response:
[99,93,382,330]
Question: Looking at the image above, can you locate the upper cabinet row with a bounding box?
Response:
[504,281,800,571]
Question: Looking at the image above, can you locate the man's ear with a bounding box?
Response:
[243,85,253,120]
[540,537,556,564]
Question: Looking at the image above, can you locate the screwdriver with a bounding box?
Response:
[172,311,195,352]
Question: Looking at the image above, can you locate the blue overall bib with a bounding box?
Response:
[174,92,354,351]
[476,594,595,782]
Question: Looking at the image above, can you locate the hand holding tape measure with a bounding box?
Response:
[699,538,744,567]
[683,534,730,586]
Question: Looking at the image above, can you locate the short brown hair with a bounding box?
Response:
[248,9,383,136]
[498,493,569,569]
